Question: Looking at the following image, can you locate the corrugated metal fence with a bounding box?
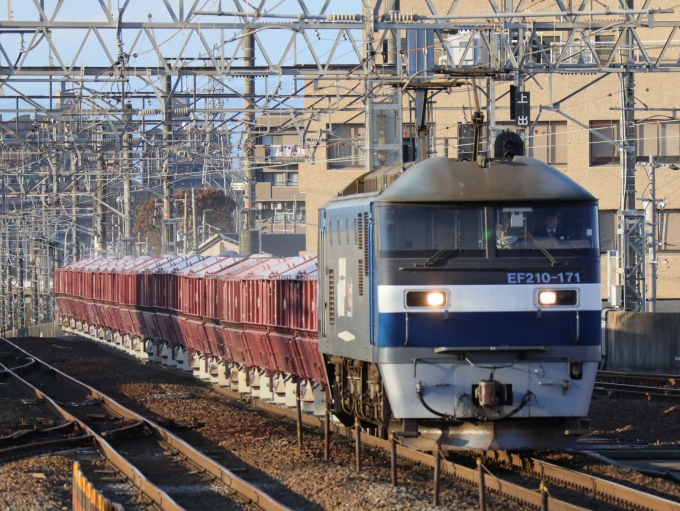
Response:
[606,311,680,373]
[72,462,123,511]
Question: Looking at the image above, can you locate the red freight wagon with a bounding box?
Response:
[204,323,230,360]
[223,328,253,366]
[268,332,300,375]
[55,255,325,385]
[140,311,159,340]
[243,330,277,373]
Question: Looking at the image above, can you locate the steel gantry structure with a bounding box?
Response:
[0,0,676,330]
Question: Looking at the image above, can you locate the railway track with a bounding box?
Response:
[12,334,680,511]
[595,371,680,402]
[211,384,680,511]
[0,337,291,511]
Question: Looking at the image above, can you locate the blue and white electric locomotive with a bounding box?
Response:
[319,156,600,451]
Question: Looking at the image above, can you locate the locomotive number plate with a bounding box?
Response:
[507,272,581,284]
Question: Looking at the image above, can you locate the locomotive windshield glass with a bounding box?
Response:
[377,202,599,260]
[378,205,486,258]
[494,203,599,255]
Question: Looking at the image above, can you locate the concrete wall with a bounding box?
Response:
[605,311,680,373]
[4,322,64,338]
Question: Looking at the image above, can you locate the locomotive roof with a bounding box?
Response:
[376,156,596,203]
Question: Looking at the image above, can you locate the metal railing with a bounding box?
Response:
[72,462,124,511]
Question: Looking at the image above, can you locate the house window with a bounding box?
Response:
[590,120,680,165]
[658,210,680,252]
[637,121,680,163]
[598,210,616,251]
[528,121,567,165]
[259,134,284,145]
[590,121,620,165]
[328,124,366,168]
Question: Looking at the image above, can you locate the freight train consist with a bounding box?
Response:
[56,156,601,451]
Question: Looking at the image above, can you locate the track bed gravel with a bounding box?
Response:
[588,394,680,445]
[0,448,159,511]
[12,336,534,511]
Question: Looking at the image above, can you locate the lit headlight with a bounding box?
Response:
[537,290,557,305]
[406,290,448,308]
[536,289,578,306]
[427,292,445,306]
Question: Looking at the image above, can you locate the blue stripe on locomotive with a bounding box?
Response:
[376,310,600,347]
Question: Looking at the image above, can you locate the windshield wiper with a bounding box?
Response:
[422,238,460,267]
[523,229,559,266]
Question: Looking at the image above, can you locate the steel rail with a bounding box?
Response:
[593,382,680,402]
[210,384,680,511]
[482,450,680,511]
[597,370,680,386]
[0,338,293,511]
[40,330,680,509]
[210,386,590,510]
[0,420,79,446]
[0,435,95,461]
[0,359,184,511]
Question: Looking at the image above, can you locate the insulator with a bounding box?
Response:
[172,107,190,115]
[325,12,361,22]
[139,108,161,116]
[388,10,414,23]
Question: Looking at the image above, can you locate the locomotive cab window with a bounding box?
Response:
[495,203,599,255]
[377,202,599,260]
[378,205,487,258]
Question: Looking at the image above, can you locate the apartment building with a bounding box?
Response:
[299,0,680,298]
[250,115,306,234]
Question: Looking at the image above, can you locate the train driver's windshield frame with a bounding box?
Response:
[376,202,599,262]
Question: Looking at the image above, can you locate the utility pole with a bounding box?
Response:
[123,100,134,256]
[17,221,25,331]
[640,156,675,312]
[191,187,198,255]
[29,239,37,326]
[647,157,658,313]
[5,228,12,332]
[202,209,213,244]
[96,127,107,258]
[239,30,260,256]
[71,152,79,263]
[183,192,188,255]
[616,0,644,312]
[0,227,5,334]
[161,75,176,256]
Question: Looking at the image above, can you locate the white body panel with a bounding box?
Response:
[378,283,601,313]
[381,361,596,419]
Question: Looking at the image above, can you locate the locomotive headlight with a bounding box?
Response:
[406,290,448,308]
[427,292,446,307]
[536,289,578,307]
[537,290,557,305]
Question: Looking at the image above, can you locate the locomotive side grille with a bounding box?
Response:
[327,268,336,324]
[362,212,369,276]
[358,259,364,296]
[357,213,363,250]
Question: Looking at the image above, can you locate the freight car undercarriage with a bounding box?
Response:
[59,315,591,452]
[60,317,329,412]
